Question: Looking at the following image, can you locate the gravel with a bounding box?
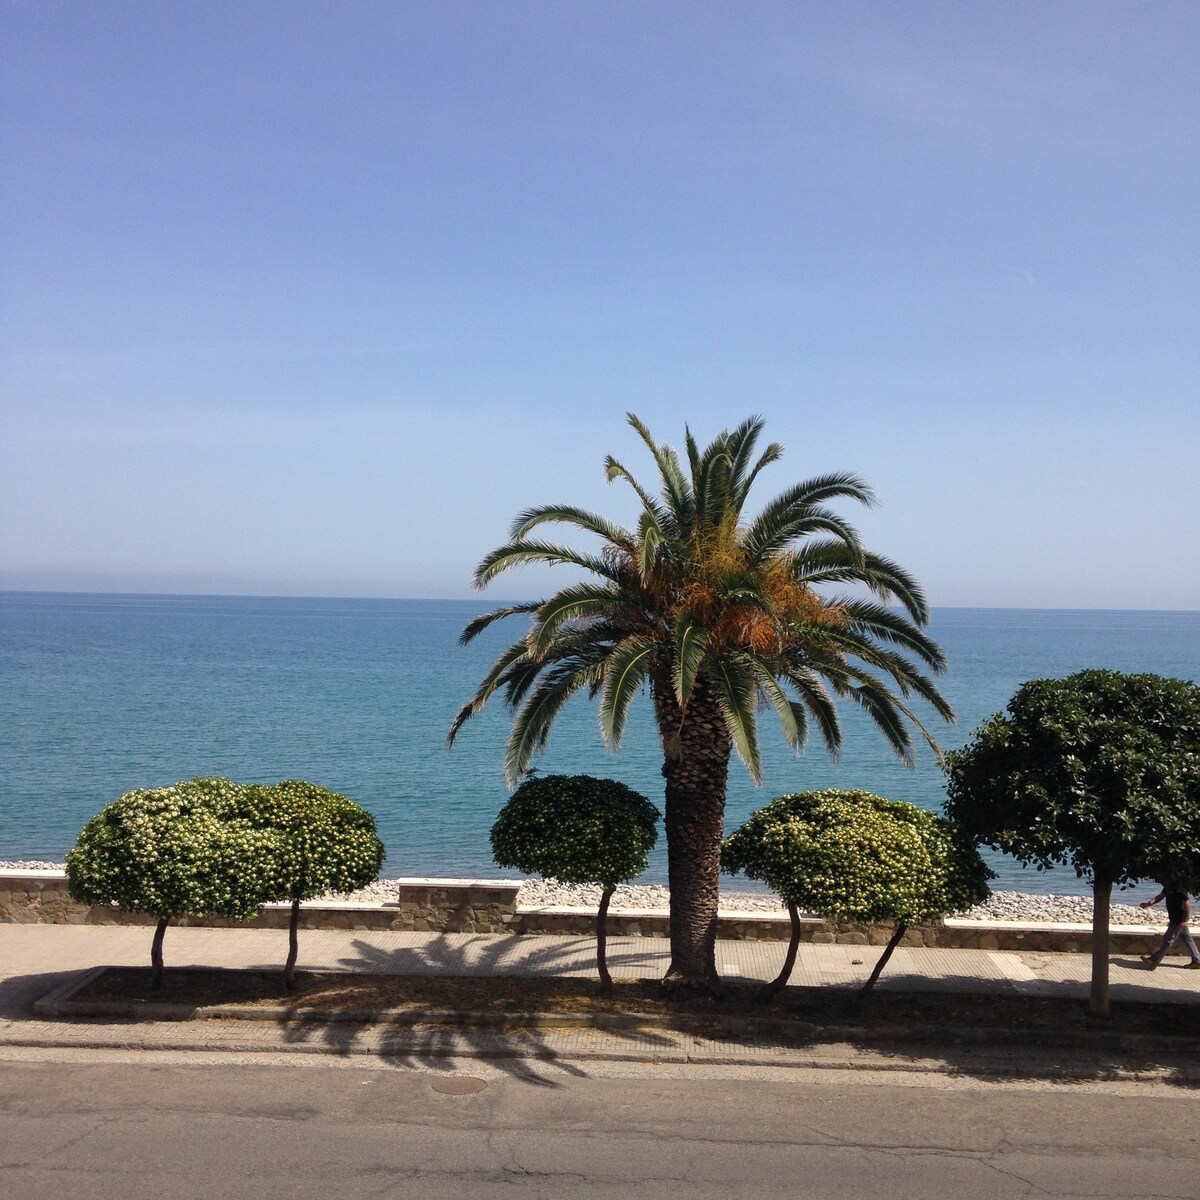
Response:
[4,861,1168,926]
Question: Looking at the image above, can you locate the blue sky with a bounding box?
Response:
[2,1,1197,609]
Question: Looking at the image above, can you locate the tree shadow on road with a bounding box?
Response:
[803,967,1200,1088]
[271,933,678,1087]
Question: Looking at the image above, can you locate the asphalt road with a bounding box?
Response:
[1,1053,1196,1199]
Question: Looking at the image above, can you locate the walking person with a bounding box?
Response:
[1140,886,1200,969]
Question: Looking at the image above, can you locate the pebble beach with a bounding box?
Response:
[3,861,1167,927]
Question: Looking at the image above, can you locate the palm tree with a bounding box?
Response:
[448,414,954,989]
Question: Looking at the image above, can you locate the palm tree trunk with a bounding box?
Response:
[1089,877,1112,1017]
[596,886,615,993]
[760,903,803,1001]
[655,675,732,992]
[151,917,169,989]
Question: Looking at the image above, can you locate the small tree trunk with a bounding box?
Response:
[596,886,615,993]
[151,917,169,989]
[1089,877,1112,1017]
[760,903,803,1001]
[860,921,907,998]
[284,896,301,990]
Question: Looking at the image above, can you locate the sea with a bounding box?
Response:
[2,592,1198,895]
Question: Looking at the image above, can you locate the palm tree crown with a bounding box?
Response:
[449,414,954,782]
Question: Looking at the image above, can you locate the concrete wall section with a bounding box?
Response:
[0,870,1173,955]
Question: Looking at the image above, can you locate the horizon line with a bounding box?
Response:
[2,588,1197,617]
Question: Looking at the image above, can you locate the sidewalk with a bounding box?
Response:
[2,923,1198,1082]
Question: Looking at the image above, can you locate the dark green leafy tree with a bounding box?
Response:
[723,788,991,999]
[450,414,953,989]
[65,778,281,987]
[246,780,386,988]
[945,670,1200,1016]
[491,774,659,990]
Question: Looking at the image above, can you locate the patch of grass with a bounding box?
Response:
[70,967,1195,1040]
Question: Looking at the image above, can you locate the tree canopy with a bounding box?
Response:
[491,773,659,890]
[724,788,992,926]
[944,669,1200,1014]
[944,670,1200,891]
[66,777,278,923]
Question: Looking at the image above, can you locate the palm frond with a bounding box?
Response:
[446,635,534,745]
[782,668,843,758]
[825,631,955,721]
[598,635,657,749]
[509,504,635,550]
[839,599,947,672]
[743,652,806,752]
[854,551,930,624]
[504,661,604,784]
[526,582,624,656]
[473,539,622,589]
[844,677,918,767]
[626,413,693,521]
[723,415,766,502]
[743,502,865,565]
[840,668,948,767]
[707,654,763,783]
[736,440,785,508]
[637,511,663,582]
[603,455,673,530]
[458,601,544,646]
[698,446,734,525]
[672,614,711,704]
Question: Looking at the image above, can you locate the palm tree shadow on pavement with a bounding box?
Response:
[272,933,678,1087]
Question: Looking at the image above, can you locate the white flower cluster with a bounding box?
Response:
[65,777,385,921]
[723,788,991,924]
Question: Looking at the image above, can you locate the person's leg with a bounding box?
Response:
[1144,921,1181,967]
[1178,925,1200,966]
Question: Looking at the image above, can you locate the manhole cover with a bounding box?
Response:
[431,1076,488,1095]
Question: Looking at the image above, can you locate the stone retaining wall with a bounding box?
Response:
[0,870,1172,955]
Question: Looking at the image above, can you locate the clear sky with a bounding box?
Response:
[2,1,1197,609]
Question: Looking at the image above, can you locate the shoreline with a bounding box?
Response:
[3,861,1168,928]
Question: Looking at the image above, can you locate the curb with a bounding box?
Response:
[3,1026,1196,1084]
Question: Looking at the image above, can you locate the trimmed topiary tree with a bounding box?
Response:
[945,670,1200,1017]
[65,777,282,987]
[491,774,660,990]
[244,780,385,988]
[723,788,991,1000]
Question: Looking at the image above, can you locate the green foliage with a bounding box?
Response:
[491,774,660,889]
[944,670,1200,890]
[66,776,386,920]
[242,779,385,902]
[722,788,992,924]
[450,413,953,786]
[66,777,281,921]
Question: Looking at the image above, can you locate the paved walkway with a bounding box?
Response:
[2,924,1197,1082]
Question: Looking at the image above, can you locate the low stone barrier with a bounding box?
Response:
[0,869,1172,956]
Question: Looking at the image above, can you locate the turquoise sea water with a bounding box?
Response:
[2,592,1198,894]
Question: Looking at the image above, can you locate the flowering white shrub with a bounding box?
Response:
[66,777,281,921]
[722,788,991,925]
[243,779,385,902]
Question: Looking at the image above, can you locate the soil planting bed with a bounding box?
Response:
[60,967,1198,1044]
